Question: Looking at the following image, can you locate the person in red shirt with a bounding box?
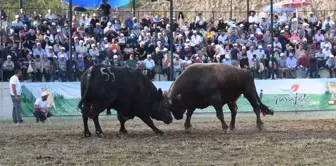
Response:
[297,55,310,78]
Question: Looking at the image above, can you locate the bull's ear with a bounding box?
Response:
[177,94,182,100]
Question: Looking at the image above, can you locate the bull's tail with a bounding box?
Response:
[256,93,274,116]
[78,66,95,111]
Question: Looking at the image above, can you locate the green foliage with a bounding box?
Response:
[54,94,65,100]
[120,0,144,10]
[3,0,67,9]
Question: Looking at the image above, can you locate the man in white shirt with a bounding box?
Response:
[247,46,257,60]
[255,45,265,59]
[217,32,228,44]
[286,54,297,78]
[89,44,100,62]
[9,69,23,124]
[33,92,52,123]
[142,54,156,80]
[173,54,183,80]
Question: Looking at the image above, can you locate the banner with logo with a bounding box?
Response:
[20,79,336,116]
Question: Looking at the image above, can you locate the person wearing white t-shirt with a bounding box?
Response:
[9,69,23,124]
[33,92,53,123]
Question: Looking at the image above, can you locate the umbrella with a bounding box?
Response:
[73,7,87,12]
[281,0,312,31]
[281,0,312,8]
[263,3,297,13]
[61,0,131,8]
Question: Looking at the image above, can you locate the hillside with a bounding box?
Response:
[135,0,335,22]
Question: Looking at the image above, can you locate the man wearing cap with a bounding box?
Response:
[89,44,100,63]
[33,42,46,58]
[46,46,56,60]
[316,48,326,68]
[55,29,67,44]
[308,12,318,27]
[322,44,332,59]
[50,55,60,81]
[320,38,332,50]
[76,40,88,55]
[142,54,156,80]
[255,45,265,59]
[222,54,232,65]
[9,69,23,124]
[2,55,15,81]
[33,92,53,123]
[278,53,288,79]
[190,30,203,48]
[326,55,336,78]
[58,54,67,82]
[10,15,24,35]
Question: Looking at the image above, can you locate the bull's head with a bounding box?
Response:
[150,88,173,124]
[163,92,185,120]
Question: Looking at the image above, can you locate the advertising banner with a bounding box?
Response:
[20,79,336,116]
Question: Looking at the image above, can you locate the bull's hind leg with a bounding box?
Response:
[184,108,196,133]
[117,112,129,134]
[91,103,110,137]
[211,92,229,132]
[243,91,264,130]
[82,103,91,137]
[228,102,238,131]
[92,115,104,138]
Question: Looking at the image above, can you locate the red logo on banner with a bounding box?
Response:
[291,84,300,92]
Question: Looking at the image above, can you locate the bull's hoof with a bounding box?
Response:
[257,123,264,131]
[84,132,92,138]
[222,124,229,131]
[184,126,193,134]
[119,129,128,135]
[156,131,166,137]
[96,131,105,138]
[229,124,235,131]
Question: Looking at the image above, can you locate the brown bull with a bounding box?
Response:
[163,63,274,132]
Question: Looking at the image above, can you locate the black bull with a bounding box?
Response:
[78,65,173,137]
[163,63,274,132]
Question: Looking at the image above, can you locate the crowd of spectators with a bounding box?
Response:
[1,2,336,82]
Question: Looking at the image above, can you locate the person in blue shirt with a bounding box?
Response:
[75,54,85,81]
[126,34,138,47]
[228,31,239,44]
[124,16,134,30]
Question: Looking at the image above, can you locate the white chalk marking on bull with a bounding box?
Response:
[100,67,116,82]
[100,68,110,81]
[106,67,116,82]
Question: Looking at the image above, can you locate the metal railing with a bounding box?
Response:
[1,8,336,23]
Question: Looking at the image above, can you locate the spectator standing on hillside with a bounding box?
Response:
[9,69,23,124]
[99,0,112,21]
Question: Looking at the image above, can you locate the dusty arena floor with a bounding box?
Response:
[1,115,336,166]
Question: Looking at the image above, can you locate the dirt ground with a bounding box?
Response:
[1,115,336,166]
